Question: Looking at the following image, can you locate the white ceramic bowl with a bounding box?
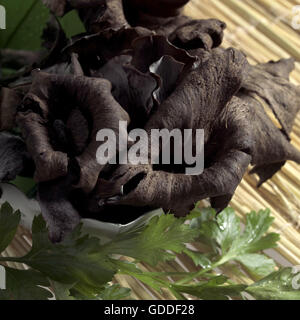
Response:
[0,183,163,243]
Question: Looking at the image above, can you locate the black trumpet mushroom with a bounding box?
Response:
[0,0,299,242]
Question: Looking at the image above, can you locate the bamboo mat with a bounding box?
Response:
[2,0,300,300]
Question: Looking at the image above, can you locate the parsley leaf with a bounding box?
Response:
[221,209,279,278]
[246,268,300,300]
[0,201,285,300]
[49,282,75,300]
[212,207,241,253]
[16,215,116,292]
[102,213,200,266]
[183,249,212,269]
[173,275,247,300]
[0,268,51,300]
[235,253,276,280]
[180,207,279,284]
[227,210,280,256]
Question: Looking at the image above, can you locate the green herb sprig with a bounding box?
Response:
[0,202,299,300]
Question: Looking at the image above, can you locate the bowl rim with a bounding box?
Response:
[0,183,164,242]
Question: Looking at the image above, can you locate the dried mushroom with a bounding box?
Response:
[1,0,300,241]
[17,70,129,192]
[0,132,33,182]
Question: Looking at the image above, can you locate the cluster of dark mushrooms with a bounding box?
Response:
[1,0,300,242]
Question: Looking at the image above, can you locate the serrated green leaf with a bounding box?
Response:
[215,208,241,253]
[189,208,219,253]
[0,203,283,301]
[178,207,280,286]
[18,215,115,291]
[51,281,131,301]
[188,207,241,255]
[189,206,216,228]
[183,249,212,269]
[0,202,21,253]
[49,281,76,300]
[241,233,280,254]
[187,204,215,222]
[246,268,300,300]
[0,267,51,300]
[237,210,279,253]
[222,209,279,261]
[102,214,199,266]
[173,275,246,300]
[236,253,276,280]
[244,210,274,240]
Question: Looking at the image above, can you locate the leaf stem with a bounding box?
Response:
[175,256,230,285]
